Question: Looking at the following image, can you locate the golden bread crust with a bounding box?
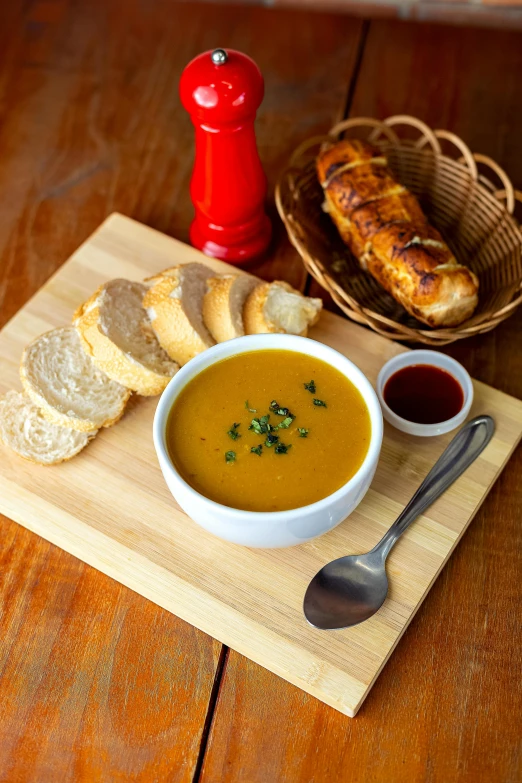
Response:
[351,192,426,250]
[324,163,405,215]
[317,139,387,184]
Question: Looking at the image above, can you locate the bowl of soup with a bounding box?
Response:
[153,335,382,548]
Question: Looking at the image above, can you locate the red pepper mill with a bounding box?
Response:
[180,48,272,264]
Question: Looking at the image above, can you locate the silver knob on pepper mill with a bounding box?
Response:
[211,48,228,66]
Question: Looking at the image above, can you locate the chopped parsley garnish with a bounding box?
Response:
[245,400,257,412]
[251,445,263,456]
[298,428,309,438]
[313,398,327,408]
[304,380,316,394]
[265,433,279,447]
[227,422,241,440]
[225,450,236,463]
[249,414,271,435]
[277,416,294,429]
[274,442,292,454]
[269,400,293,418]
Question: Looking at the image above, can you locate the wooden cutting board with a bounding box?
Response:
[1,213,521,718]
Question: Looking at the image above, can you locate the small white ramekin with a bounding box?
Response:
[376,349,474,437]
[153,334,383,548]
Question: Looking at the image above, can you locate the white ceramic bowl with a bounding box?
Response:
[153,335,383,548]
[376,349,474,437]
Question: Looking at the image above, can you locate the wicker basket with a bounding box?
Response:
[275,116,522,345]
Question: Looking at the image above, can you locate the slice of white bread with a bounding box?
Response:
[74,279,178,396]
[0,391,94,465]
[243,281,323,336]
[143,263,216,365]
[20,327,131,433]
[203,274,258,342]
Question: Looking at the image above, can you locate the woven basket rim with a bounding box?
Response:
[276,115,522,345]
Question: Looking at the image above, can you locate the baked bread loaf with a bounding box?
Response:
[143,263,215,364]
[0,390,94,465]
[317,139,479,327]
[74,279,178,396]
[243,280,323,336]
[20,327,130,432]
[203,274,258,342]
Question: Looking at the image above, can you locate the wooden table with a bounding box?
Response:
[1,3,521,781]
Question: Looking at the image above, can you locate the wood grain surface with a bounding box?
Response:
[206,18,522,783]
[0,3,521,781]
[0,518,222,782]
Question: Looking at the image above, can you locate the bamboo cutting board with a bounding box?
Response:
[1,213,521,718]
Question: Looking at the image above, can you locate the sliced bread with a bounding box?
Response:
[0,390,94,465]
[20,327,131,433]
[243,281,323,336]
[203,274,258,342]
[74,279,179,396]
[143,263,215,365]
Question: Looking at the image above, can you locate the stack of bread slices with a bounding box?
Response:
[0,263,322,465]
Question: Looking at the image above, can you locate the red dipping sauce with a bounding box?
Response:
[383,364,464,425]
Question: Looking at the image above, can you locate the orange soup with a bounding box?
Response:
[166,350,371,512]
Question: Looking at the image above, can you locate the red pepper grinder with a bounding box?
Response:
[180,48,272,264]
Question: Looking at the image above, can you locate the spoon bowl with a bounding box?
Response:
[304,551,388,630]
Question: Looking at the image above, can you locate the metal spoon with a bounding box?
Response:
[303,415,495,630]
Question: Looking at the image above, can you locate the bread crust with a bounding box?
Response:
[349,193,426,259]
[317,139,479,327]
[13,445,92,465]
[203,274,258,342]
[12,436,94,464]
[143,264,215,365]
[317,139,386,183]
[368,224,479,327]
[243,281,322,336]
[74,285,175,396]
[323,163,406,216]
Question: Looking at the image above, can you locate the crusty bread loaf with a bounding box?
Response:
[243,281,323,336]
[317,139,479,327]
[203,274,258,342]
[143,263,215,365]
[74,279,178,396]
[0,390,94,465]
[20,327,130,432]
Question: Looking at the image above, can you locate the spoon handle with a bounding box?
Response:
[374,415,495,560]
